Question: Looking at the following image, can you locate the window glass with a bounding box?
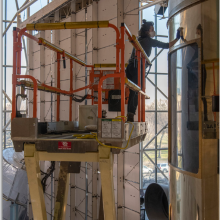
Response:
[142,151,156,189]
[145,79,155,110]
[6,1,17,20]
[157,150,169,184]
[5,68,12,99]
[156,9,168,36]
[157,74,168,97]
[170,43,199,173]
[6,131,13,148]
[30,1,47,16]
[144,113,155,149]
[6,25,17,66]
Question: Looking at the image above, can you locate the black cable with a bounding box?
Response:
[41,161,55,193]
[72,94,88,103]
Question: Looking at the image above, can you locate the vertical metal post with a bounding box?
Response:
[154,13,158,182]
[51,75,53,122]
[120,25,125,118]
[4,0,7,148]
[141,57,146,122]
[51,171,53,220]
[69,59,73,121]
[85,7,88,105]
[137,50,141,122]
[10,203,18,220]
[140,142,143,189]
[70,2,76,219]
[56,52,60,121]
[12,28,17,121]
[84,7,88,220]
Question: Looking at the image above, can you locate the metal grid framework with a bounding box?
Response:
[2,0,42,149]
[140,7,169,189]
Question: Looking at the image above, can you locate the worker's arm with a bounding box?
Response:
[169,38,179,48]
[150,29,180,48]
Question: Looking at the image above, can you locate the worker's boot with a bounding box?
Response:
[127,112,134,122]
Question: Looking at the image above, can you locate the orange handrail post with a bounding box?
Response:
[56,52,60,121]
[120,25,125,119]
[69,59,73,121]
[141,56,146,122]
[137,50,141,122]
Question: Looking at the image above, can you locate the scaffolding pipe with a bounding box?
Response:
[56,53,60,122]
[2,0,37,37]
[2,89,12,104]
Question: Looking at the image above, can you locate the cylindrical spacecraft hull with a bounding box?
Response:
[167,0,219,219]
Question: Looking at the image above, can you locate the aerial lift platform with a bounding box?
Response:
[11,21,151,220]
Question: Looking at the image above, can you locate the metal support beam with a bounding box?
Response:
[40,31,45,121]
[143,152,168,180]
[139,0,165,11]
[3,20,17,23]
[24,144,47,220]
[2,0,37,37]
[3,119,11,132]
[2,89,12,104]
[143,123,168,150]
[146,76,168,99]
[54,162,70,220]
[151,48,164,63]
[70,173,76,220]
[99,147,116,220]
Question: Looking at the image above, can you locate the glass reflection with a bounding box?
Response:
[170,43,199,173]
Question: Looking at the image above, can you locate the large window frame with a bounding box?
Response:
[140,6,169,190]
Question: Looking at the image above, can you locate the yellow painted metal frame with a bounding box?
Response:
[26,21,109,31]
[17,80,73,96]
[125,77,150,99]
[24,143,116,220]
[39,38,86,66]
[94,63,128,68]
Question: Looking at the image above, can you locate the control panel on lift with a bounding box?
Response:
[90,70,130,111]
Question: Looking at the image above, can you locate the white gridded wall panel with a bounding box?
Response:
[124,144,140,215]
[113,154,118,219]
[28,33,41,119]
[44,30,54,122]
[97,0,117,64]
[59,17,72,121]
[124,0,139,63]
[75,8,87,121]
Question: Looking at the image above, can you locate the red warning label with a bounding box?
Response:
[58,141,71,150]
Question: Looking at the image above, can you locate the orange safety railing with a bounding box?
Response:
[12,22,150,123]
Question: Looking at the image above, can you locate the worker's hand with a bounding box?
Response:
[176,29,181,40]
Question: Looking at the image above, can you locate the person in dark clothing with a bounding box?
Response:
[126,19,181,122]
